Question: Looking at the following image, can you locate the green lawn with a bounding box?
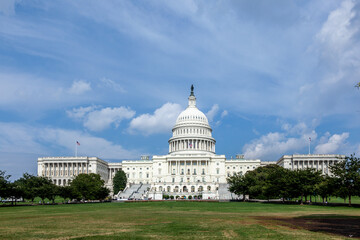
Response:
[0,201,359,239]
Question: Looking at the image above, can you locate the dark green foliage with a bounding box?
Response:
[330,154,360,206]
[0,170,11,199]
[58,185,77,201]
[228,165,324,202]
[292,168,322,203]
[70,173,109,200]
[316,175,335,203]
[15,173,40,202]
[35,177,58,203]
[112,169,127,194]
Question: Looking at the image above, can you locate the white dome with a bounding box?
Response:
[168,85,216,154]
[175,106,209,125]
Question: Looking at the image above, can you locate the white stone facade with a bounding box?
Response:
[37,86,346,199]
[277,154,346,175]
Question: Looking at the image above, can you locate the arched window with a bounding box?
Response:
[207,186,211,191]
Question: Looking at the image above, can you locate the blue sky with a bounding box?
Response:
[0,0,359,179]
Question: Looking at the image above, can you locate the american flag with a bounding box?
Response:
[189,143,192,147]
[76,141,80,146]
[309,137,311,142]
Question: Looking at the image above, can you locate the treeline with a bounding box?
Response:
[227,155,360,206]
[0,172,109,205]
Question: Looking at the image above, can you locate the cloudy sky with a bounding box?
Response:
[1,0,359,179]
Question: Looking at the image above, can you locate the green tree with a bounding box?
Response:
[292,168,322,204]
[35,177,58,204]
[330,154,360,206]
[58,185,77,202]
[15,173,39,202]
[227,172,248,200]
[70,173,109,200]
[316,175,335,204]
[113,169,127,194]
[264,166,293,202]
[0,170,11,200]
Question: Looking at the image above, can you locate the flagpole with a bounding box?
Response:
[308,137,311,154]
[75,141,78,157]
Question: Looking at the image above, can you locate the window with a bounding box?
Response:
[172,178,175,183]
[216,168,219,174]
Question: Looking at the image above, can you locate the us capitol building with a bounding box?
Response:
[37,86,345,200]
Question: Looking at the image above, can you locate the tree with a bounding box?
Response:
[15,173,39,202]
[58,185,77,202]
[316,175,335,204]
[70,173,109,200]
[292,168,322,204]
[264,166,293,202]
[113,169,127,195]
[355,82,360,89]
[35,177,58,204]
[227,173,248,200]
[0,170,11,200]
[330,154,360,206]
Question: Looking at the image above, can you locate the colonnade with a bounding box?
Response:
[169,139,215,152]
[167,160,209,176]
[109,167,122,180]
[153,184,215,193]
[42,162,89,178]
[293,160,334,174]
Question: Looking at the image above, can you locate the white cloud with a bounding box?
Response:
[315,132,349,154]
[84,107,135,131]
[316,0,356,54]
[66,106,96,119]
[206,104,219,122]
[68,80,91,95]
[221,110,228,118]
[129,102,183,135]
[99,77,125,93]
[243,122,317,161]
[0,122,139,159]
[67,106,135,131]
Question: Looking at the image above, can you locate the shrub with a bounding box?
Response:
[170,195,174,200]
[188,195,192,200]
[175,195,180,199]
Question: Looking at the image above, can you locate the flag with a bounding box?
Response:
[309,137,311,142]
[76,141,80,146]
[189,143,192,147]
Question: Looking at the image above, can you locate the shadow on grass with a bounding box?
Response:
[259,214,360,238]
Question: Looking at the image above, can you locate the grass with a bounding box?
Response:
[0,201,359,239]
